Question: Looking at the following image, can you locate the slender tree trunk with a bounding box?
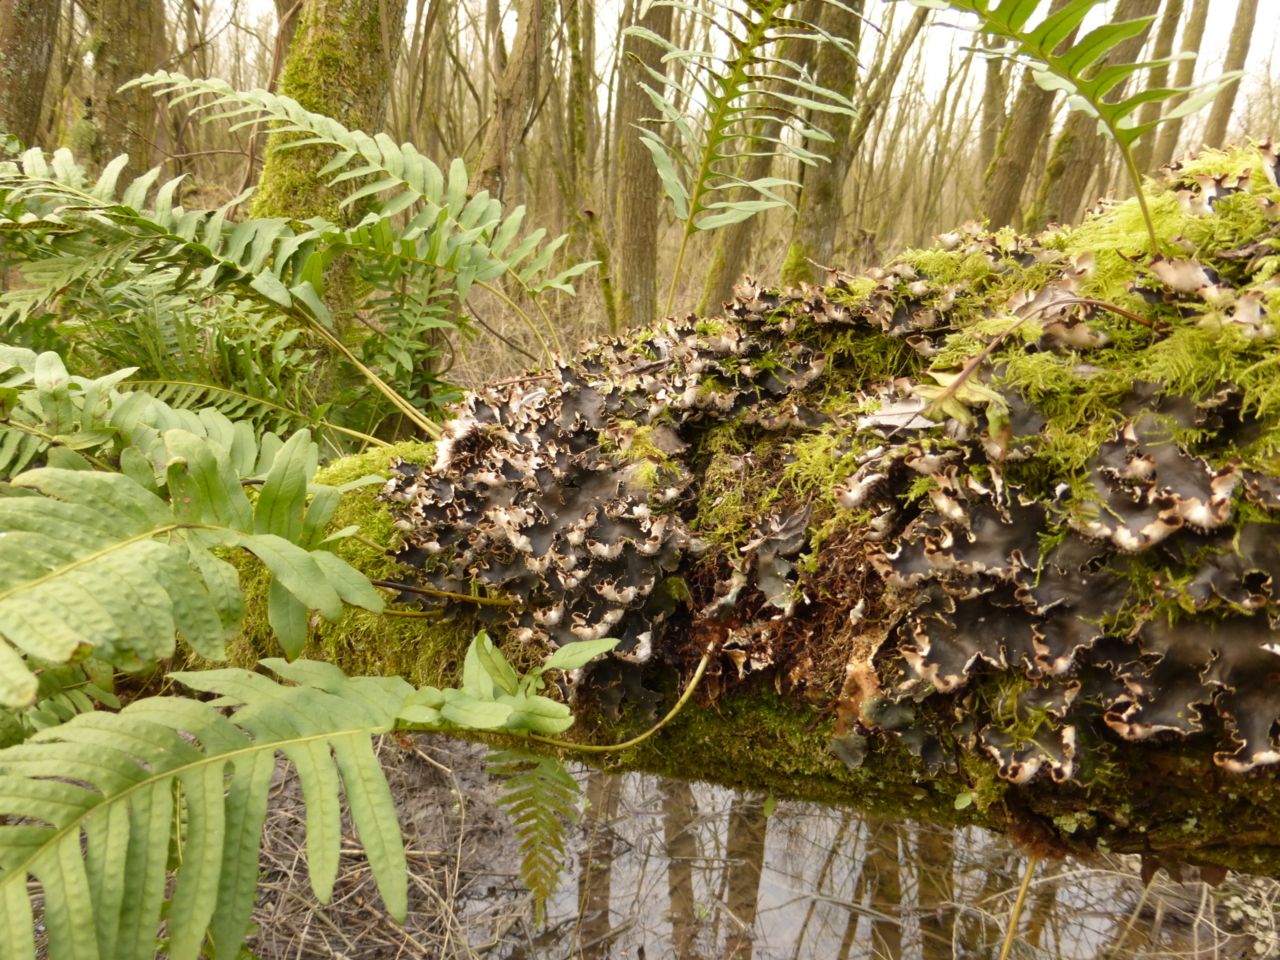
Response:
[612,0,673,328]
[470,0,550,197]
[1028,0,1159,229]
[0,0,61,147]
[270,0,304,90]
[251,0,408,222]
[781,0,863,287]
[83,0,168,178]
[1129,0,1183,174]
[1152,0,1209,168]
[847,5,929,161]
[1201,0,1259,149]
[978,38,1007,175]
[981,0,1080,229]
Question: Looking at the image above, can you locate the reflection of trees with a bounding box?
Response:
[523,771,1280,959]
[721,795,769,959]
[916,825,957,960]
[862,816,904,958]
[576,771,621,959]
[661,778,702,960]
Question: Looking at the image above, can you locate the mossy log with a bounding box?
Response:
[238,142,1280,878]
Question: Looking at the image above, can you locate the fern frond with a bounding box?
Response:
[125,72,593,299]
[627,0,859,313]
[0,427,383,707]
[0,661,118,749]
[0,661,412,960]
[487,747,581,921]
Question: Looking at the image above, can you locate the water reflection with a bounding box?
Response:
[247,739,1280,958]
[523,768,1280,959]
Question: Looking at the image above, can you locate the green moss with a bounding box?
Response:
[218,440,479,687]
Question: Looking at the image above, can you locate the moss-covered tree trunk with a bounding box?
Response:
[254,141,1280,880]
[83,0,168,179]
[0,0,61,146]
[250,0,408,223]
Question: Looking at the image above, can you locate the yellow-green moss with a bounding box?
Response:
[221,440,480,687]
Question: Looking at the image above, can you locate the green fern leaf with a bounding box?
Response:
[911,0,1243,249]
[0,662,413,960]
[627,0,858,312]
[0,426,382,707]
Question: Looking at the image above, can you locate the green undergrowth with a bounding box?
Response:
[218,439,481,688]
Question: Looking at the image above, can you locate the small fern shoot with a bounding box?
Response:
[627,0,859,315]
[488,747,582,921]
[910,0,1243,253]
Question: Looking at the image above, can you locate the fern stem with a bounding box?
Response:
[293,312,442,438]
[526,639,717,754]
[478,280,558,367]
[998,853,1040,960]
[664,231,693,319]
[1,419,113,470]
[1119,145,1162,255]
[0,522,220,604]
[370,579,519,607]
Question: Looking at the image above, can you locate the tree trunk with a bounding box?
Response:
[1200,0,1259,149]
[1028,0,1160,229]
[259,145,1280,880]
[1129,0,1183,175]
[469,0,550,197]
[780,0,863,287]
[981,0,1083,229]
[611,0,673,328]
[0,0,61,147]
[250,0,408,222]
[977,38,1007,177]
[83,0,168,179]
[1151,0,1209,169]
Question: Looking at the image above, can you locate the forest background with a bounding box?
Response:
[3,0,1277,400]
[2,1,1280,957]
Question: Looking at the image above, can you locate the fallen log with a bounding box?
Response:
[238,141,1280,878]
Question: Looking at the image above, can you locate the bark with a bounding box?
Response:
[84,0,168,179]
[557,0,616,330]
[1028,0,1161,229]
[0,0,61,147]
[611,0,673,329]
[1201,0,1259,149]
[250,0,408,222]
[270,0,304,90]
[977,40,1007,177]
[981,0,1084,229]
[1151,0,1209,169]
[846,5,929,161]
[779,0,863,288]
[1129,0,1183,175]
[469,0,550,197]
